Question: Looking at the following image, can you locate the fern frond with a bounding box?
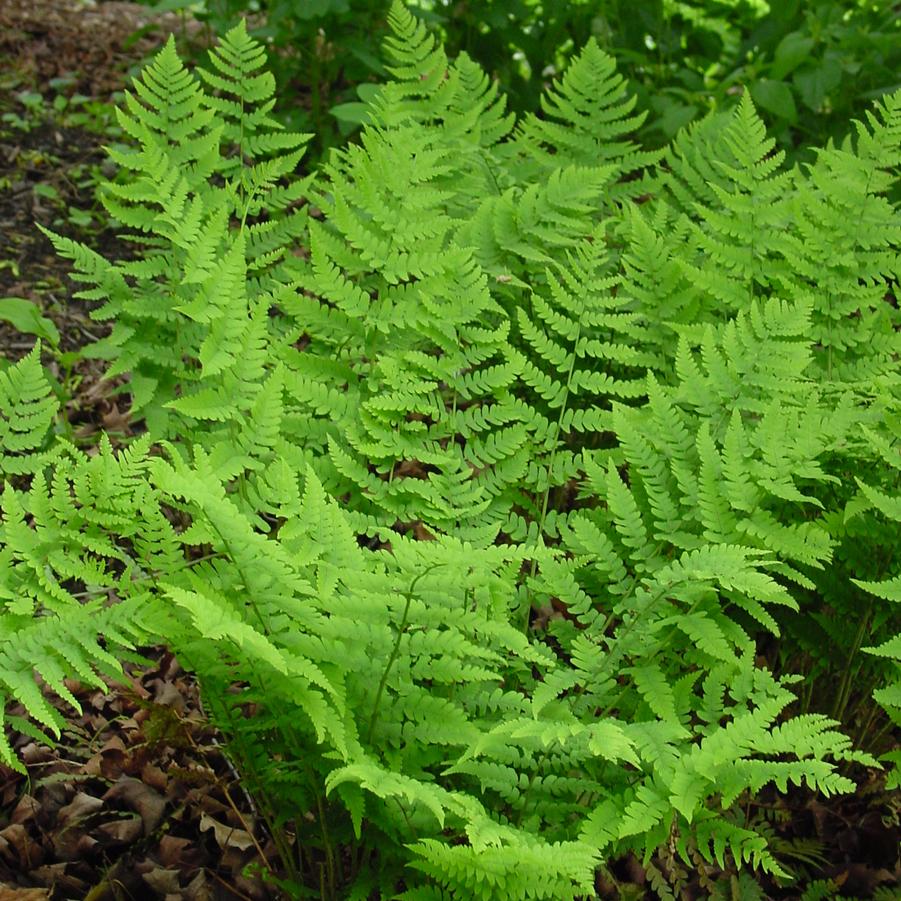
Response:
[513,37,660,201]
[0,347,60,475]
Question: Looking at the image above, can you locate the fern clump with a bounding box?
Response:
[41,21,310,436]
[5,3,899,897]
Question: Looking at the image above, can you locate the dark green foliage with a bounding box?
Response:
[428,0,901,158]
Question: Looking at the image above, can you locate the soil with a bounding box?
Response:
[0,1,898,899]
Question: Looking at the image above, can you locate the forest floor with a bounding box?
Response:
[0,1,898,898]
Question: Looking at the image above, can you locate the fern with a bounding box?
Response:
[847,419,901,788]
[21,6,901,897]
[0,394,175,771]
[0,346,60,475]
[504,231,666,541]
[42,21,311,436]
[511,35,661,202]
[781,89,901,381]
[285,49,532,540]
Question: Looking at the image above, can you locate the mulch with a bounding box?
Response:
[0,653,283,899]
[0,0,206,99]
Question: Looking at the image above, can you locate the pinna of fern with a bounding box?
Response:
[645,90,900,748]
[558,297,850,631]
[509,295,882,869]
[146,447,599,897]
[455,34,660,305]
[660,89,901,731]
[197,20,313,288]
[768,384,901,735]
[658,95,796,323]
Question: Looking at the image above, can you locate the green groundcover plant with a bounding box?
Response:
[1,4,899,897]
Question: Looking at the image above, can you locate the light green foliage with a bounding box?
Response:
[0,429,175,770]
[40,21,311,436]
[2,3,899,896]
[0,345,60,475]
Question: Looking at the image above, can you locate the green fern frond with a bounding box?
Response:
[513,36,661,201]
[376,2,454,125]
[0,347,60,475]
[781,88,901,380]
[404,834,599,901]
[110,35,218,200]
[198,19,311,229]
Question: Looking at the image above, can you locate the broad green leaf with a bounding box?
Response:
[770,32,814,81]
[750,79,797,123]
[794,56,842,112]
[0,298,60,346]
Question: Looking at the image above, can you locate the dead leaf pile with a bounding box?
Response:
[0,650,286,900]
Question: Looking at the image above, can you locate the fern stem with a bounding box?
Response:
[852,679,884,750]
[366,565,439,745]
[832,597,873,723]
[316,789,338,898]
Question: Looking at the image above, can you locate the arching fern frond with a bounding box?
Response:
[662,95,795,318]
[197,19,311,281]
[105,35,219,226]
[505,233,666,540]
[0,433,181,771]
[376,2,454,125]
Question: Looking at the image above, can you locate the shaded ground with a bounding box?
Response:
[0,1,898,899]
[1,656,284,899]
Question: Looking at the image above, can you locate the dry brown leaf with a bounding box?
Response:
[0,823,45,871]
[57,791,104,827]
[148,679,186,711]
[0,888,50,900]
[141,763,168,792]
[141,866,181,894]
[97,815,143,845]
[20,743,53,766]
[102,776,166,835]
[157,833,192,868]
[10,792,40,825]
[199,813,256,851]
[184,869,212,901]
[101,402,131,434]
